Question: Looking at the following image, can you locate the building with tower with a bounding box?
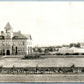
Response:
[0,22,32,55]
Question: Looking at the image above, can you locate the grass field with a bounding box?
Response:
[0,55,84,67]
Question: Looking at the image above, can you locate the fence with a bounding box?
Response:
[0,66,83,74]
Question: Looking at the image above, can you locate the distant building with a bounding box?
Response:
[70,47,84,53]
[0,22,32,55]
[80,42,84,48]
[58,47,74,53]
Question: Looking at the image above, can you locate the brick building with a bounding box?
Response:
[0,22,32,55]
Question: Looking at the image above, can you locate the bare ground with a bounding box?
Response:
[0,74,84,82]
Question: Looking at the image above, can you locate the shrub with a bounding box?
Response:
[56,53,63,55]
[81,53,84,55]
[65,53,70,55]
[65,53,73,55]
[24,54,40,59]
[72,53,79,55]
[56,53,61,55]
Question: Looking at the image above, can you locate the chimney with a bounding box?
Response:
[1,31,4,35]
[18,31,21,33]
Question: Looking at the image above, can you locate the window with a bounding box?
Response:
[23,41,24,45]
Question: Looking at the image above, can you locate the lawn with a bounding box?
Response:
[0,55,84,67]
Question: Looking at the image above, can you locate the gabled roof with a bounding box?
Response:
[0,31,32,40]
[4,22,12,30]
[13,32,27,39]
[24,34,32,40]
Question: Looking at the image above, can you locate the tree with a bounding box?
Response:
[70,43,76,47]
[75,43,80,48]
[33,48,36,52]
[38,48,42,53]
[48,47,53,52]
[70,43,80,48]
[44,48,49,53]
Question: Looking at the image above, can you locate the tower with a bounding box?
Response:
[4,22,13,55]
[4,22,13,39]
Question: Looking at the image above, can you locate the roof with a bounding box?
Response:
[24,34,32,40]
[0,22,32,40]
[0,31,32,40]
[13,32,28,39]
[4,22,12,30]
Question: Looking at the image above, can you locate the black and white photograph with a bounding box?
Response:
[0,1,83,82]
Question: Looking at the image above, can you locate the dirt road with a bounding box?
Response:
[0,74,84,82]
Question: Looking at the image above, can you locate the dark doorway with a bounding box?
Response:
[12,45,14,55]
[15,47,17,55]
[6,50,10,55]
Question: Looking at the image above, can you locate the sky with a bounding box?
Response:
[0,1,84,46]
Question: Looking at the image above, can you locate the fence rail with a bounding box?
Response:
[0,66,83,74]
